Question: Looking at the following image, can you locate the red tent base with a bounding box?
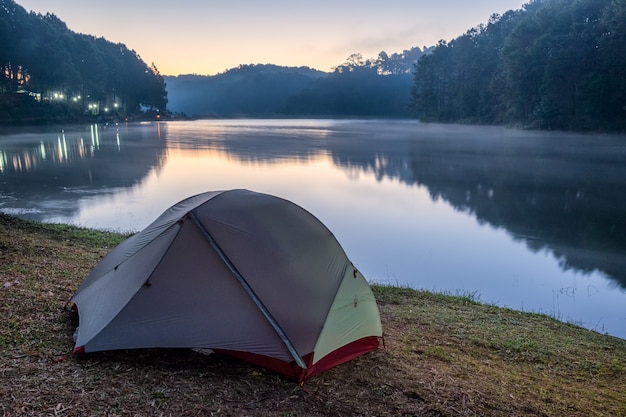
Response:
[216,336,381,384]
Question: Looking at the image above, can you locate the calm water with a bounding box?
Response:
[1,119,625,339]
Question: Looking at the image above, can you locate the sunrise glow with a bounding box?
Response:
[16,0,527,75]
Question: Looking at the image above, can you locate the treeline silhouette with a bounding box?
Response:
[165,65,326,117]
[0,0,167,124]
[409,0,626,131]
[6,0,624,131]
[165,49,426,118]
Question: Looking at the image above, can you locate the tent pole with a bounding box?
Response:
[188,211,307,370]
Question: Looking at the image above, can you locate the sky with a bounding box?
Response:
[17,0,527,76]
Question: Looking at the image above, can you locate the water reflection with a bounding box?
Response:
[163,119,333,163]
[0,123,167,219]
[162,121,626,289]
[1,120,625,337]
[1,125,102,171]
[401,125,626,290]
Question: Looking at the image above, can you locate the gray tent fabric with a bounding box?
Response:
[71,189,382,382]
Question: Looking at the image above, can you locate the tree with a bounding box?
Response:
[409,0,626,132]
[0,0,168,122]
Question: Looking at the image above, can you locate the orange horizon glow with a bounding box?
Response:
[15,0,527,76]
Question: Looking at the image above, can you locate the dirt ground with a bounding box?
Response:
[2,213,625,416]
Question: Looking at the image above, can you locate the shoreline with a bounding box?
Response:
[2,212,625,416]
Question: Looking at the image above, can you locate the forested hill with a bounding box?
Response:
[0,0,167,124]
[165,48,426,117]
[165,65,327,117]
[410,0,626,132]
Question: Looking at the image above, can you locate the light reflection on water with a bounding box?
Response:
[1,120,625,339]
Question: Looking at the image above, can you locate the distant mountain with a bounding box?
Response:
[165,64,326,117]
[165,47,426,117]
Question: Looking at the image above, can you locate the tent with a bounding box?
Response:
[71,189,382,383]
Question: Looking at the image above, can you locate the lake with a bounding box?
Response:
[1,119,625,339]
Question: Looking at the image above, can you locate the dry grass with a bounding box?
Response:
[1,213,625,416]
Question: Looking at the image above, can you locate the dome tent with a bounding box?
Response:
[71,189,382,383]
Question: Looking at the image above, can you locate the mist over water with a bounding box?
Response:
[1,119,625,338]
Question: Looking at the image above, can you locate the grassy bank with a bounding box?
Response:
[1,213,625,416]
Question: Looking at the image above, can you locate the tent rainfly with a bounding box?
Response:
[71,189,383,383]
